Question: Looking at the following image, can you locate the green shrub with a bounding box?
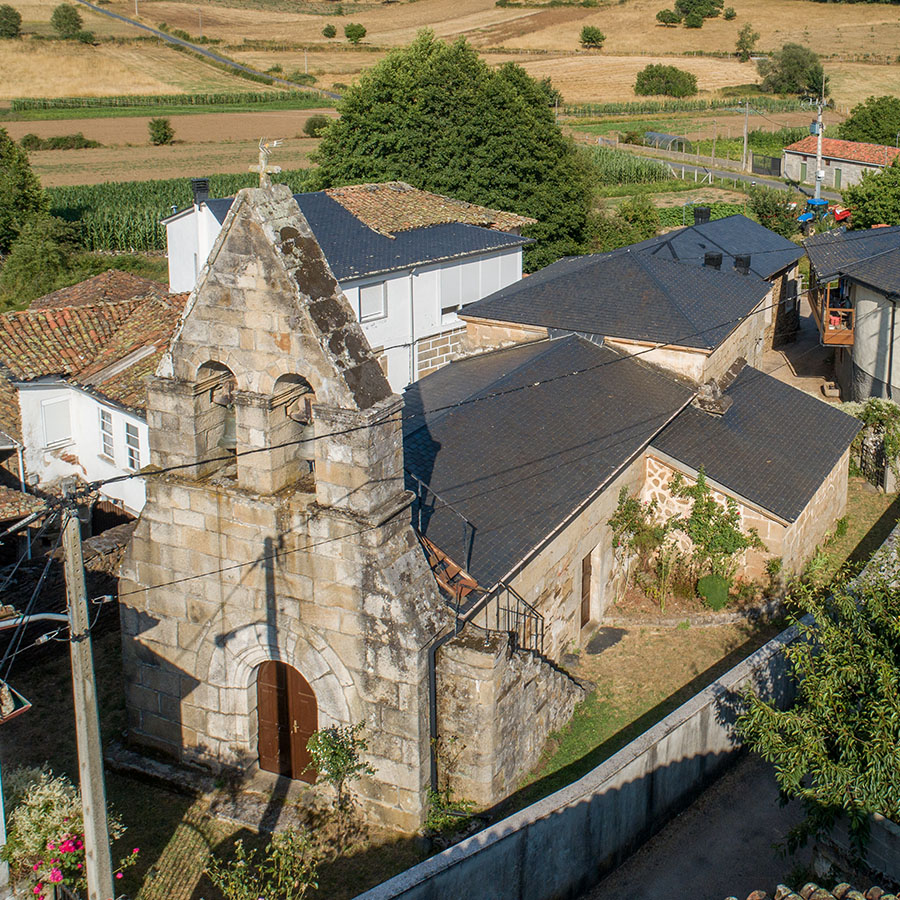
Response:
[74,28,93,42]
[634,63,698,98]
[288,71,317,85]
[265,63,283,73]
[343,22,366,43]
[148,117,174,145]
[0,4,22,37]
[656,8,681,24]
[580,24,605,47]
[50,3,81,38]
[674,0,722,17]
[303,114,330,138]
[723,5,736,17]
[20,132,101,150]
[684,11,704,26]
[698,573,730,610]
[322,23,336,37]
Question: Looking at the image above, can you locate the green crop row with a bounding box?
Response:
[11,91,324,111]
[562,97,812,118]
[47,170,316,252]
[591,146,674,184]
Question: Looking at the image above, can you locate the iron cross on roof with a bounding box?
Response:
[250,138,283,188]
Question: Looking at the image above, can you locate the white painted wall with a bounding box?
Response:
[167,204,524,391]
[17,380,148,515]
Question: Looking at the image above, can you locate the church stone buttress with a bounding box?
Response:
[119,185,448,830]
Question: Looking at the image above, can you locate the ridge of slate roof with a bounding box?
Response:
[403,335,694,588]
[840,245,900,295]
[0,300,146,380]
[203,191,532,281]
[652,365,860,522]
[461,248,770,351]
[630,214,804,281]
[785,134,900,167]
[29,270,166,311]
[324,182,536,235]
[805,226,900,281]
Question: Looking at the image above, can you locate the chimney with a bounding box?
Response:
[190,177,210,206]
[734,253,751,276]
[704,251,723,270]
[693,206,711,226]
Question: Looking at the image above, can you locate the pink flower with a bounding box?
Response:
[76,864,82,870]
[46,842,55,851]
[48,869,63,884]
[60,840,75,853]
[133,848,140,854]
[75,840,83,850]
[32,864,40,872]
[33,885,43,895]
[115,873,123,880]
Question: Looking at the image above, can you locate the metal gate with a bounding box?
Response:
[751,154,782,177]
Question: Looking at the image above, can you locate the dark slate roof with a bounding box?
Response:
[462,250,770,351]
[652,366,860,522]
[805,226,900,282]
[402,336,693,588]
[841,245,900,295]
[203,192,530,281]
[632,214,804,280]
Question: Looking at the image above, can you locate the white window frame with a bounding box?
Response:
[125,422,141,471]
[99,408,114,461]
[41,396,71,449]
[359,282,387,322]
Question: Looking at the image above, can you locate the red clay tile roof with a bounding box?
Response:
[785,136,900,167]
[0,484,43,522]
[729,883,897,900]
[325,182,536,237]
[29,270,165,311]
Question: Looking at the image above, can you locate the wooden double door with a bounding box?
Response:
[257,661,317,782]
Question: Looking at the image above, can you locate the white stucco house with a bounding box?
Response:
[163,181,535,391]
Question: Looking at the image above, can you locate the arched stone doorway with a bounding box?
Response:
[256,661,318,782]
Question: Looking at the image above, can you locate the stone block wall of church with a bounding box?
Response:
[436,629,584,808]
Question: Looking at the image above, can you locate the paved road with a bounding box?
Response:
[581,753,812,900]
[72,0,342,100]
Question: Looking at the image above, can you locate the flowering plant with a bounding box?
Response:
[1,766,138,899]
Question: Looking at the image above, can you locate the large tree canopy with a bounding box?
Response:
[0,127,48,253]
[312,31,592,270]
[839,95,900,145]
[757,43,828,96]
[843,160,900,229]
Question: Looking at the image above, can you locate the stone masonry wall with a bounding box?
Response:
[416,327,465,379]
[436,629,583,808]
[459,317,549,357]
[767,266,800,348]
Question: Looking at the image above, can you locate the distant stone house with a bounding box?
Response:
[784,136,900,191]
[163,181,535,392]
[805,226,900,400]
[119,187,858,832]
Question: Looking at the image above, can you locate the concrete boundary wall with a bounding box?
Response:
[356,620,807,900]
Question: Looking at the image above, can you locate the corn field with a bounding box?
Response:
[47,170,316,252]
[11,91,326,111]
[563,97,813,118]
[591,146,673,184]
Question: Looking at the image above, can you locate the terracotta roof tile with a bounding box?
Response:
[785,136,900,167]
[325,181,536,237]
[0,484,43,522]
[29,270,165,310]
[727,883,897,900]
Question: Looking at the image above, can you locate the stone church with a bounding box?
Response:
[118,185,580,830]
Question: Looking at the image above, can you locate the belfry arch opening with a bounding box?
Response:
[195,361,237,476]
[269,373,316,484]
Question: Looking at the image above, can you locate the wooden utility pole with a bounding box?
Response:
[741,101,750,172]
[62,508,115,900]
[711,119,717,167]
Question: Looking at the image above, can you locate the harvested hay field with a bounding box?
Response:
[517,54,757,103]
[25,135,319,185]
[16,0,136,35]
[0,41,271,99]
[828,62,900,110]
[3,108,338,143]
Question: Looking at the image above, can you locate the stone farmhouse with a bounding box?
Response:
[0,271,184,518]
[805,226,900,401]
[119,186,859,830]
[164,181,535,392]
[784,136,900,190]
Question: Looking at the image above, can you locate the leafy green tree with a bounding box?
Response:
[655,8,681,24]
[306,722,375,853]
[50,3,81,38]
[312,31,594,269]
[839,95,900,145]
[0,126,47,253]
[617,194,659,238]
[0,216,75,308]
[674,0,723,19]
[735,22,759,62]
[684,12,703,26]
[303,114,331,138]
[343,22,366,43]
[634,63,698,98]
[747,184,798,238]
[148,117,174,145]
[843,159,900,229]
[206,829,318,900]
[579,25,605,47]
[758,43,828,96]
[0,4,22,37]
[322,23,336,37]
[738,571,900,847]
